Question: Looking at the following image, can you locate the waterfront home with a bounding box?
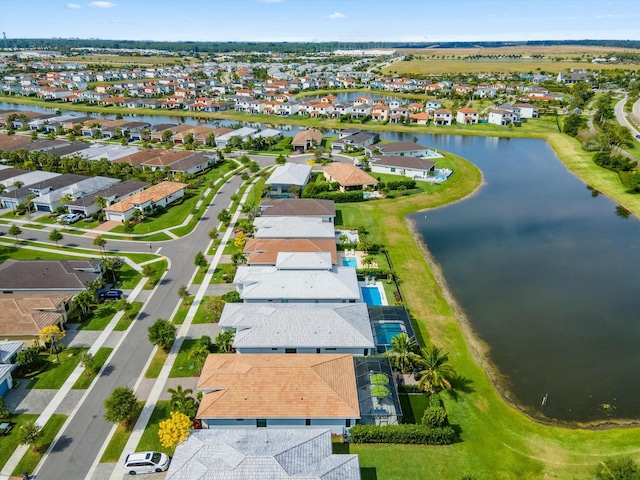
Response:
[488,109,515,126]
[215,127,258,148]
[260,198,335,222]
[366,141,431,158]
[166,429,361,480]
[244,238,338,266]
[369,155,435,178]
[291,130,323,153]
[331,131,379,152]
[196,354,360,433]
[219,302,374,355]
[433,109,453,126]
[253,216,335,239]
[456,107,480,124]
[322,163,378,192]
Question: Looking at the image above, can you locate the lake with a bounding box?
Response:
[409,135,640,422]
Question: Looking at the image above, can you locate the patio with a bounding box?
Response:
[354,357,402,426]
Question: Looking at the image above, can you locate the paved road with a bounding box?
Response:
[12,173,246,479]
[614,95,640,141]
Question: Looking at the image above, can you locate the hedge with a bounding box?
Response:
[349,424,455,445]
[377,178,416,190]
[314,191,364,203]
[357,268,390,279]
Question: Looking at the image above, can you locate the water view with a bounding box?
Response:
[410,136,640,422]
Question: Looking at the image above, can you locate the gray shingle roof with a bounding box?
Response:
[0,259,102,292]
[166,429,361,480]
[220,303,374,350]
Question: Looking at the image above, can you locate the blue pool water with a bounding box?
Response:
[374,322,405,345]
[361,287,382,306]
[342,258,358,267]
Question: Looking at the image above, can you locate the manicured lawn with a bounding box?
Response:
[34,216,58,225]
[72,347,113,389]
[192,297,215,324]
[245,177,266,207]
[192,267,208,285]
[27,347,87,389]
[210,264,236,284]
[111,193,202,234]
[169,339,199,378]
[77,302,118,331]
[172,297,193,325]
[381,280,401,306]
[136,401,175,456]
[11,414,67,477]
[398,393,429,424]
[113,302,143,331]
[222,239,243,255]
[0,413,39,471]
[100,402,144,463]
[117,264,143,289]
[143,259,168,290]
[0,243,96,262]
[145,348,168,379]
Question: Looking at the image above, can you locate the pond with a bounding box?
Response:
[409,135,640,422]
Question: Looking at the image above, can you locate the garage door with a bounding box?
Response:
[0,378,9,397]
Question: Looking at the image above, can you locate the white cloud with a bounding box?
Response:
[326,12,346,19]
[89,1,116,8]
[67,3,81,9]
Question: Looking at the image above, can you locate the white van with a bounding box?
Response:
[123,451,170,475]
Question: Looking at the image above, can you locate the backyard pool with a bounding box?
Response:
[361,286,383,306]
[373,322,405,345]
[342,258,358,267]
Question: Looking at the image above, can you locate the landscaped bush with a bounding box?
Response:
[398,384,422,394]
[314,191,364,203]
[356,268,389,280]
[349,424,455,445]
[422,406,448,428]
[377,178,416,190]
[221,291,241,303]
[593,152,636,172]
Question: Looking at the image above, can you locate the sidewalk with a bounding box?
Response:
[105,175,258,480]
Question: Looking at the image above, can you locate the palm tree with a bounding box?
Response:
[167,385,198,419]
[188,344,210,374]
[73,290,94,319]
[416,345,457,394]
[384,333,421,373]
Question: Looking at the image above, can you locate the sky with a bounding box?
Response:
[0,0,638,43]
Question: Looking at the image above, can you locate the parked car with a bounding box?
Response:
[635,134,640,140]
[65,213,84,224]
[99,289,123,301]
[123,451,170,475]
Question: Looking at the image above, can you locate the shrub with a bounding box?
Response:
[422,406,449,428]
[349,424,455,445]
[16,347,43,373]
[221,291,241,303]
[378,178,416,190]
[148,318,176,351]
[314,191,364,203]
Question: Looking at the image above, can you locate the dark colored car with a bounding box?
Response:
[99,289,123,300]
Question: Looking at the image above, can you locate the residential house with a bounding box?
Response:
[488,109,515,126]
[166,429,361,480]
[0,341,24,397]
[366,141,431,158]
[253,216,335,239]
[433,109,453,126]
[425,100,442,112]
[369,155,435,178]
[291,130,323,153]
[31,176,120,213]
[323,163,378,192]
[410,112,430,125]
[456,107,479,124]
[260,198,335,222]
[557,69,590,84]
[66,180,149,217]
[219,302,374,355]
[331,131,379,152]
[0,260,103,295]
[371,104,389,122]
[104,181,188,222]
[244,238,338,266]
[215,127,258,148]
[0,174,86,210]
[265,163,312,196]
[196,354,360,433]
[234,255,360,303]
[0,294,74,346]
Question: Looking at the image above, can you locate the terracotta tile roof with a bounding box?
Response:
[113,149,165,166]
[244,238,337,265]
[458,107,478,114]
[323,163,378,188]
[291,130,323,147]
[105,181,188,213]
[197,354,360,420]
[0,294,73,337]
[141,150,194,167]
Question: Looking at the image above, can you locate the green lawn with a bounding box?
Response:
[0,243,98,262]
[136,401,175,456]
[191,267,208,285]
[245,177,266,207]
[172,297,193,325]
[192,297,215,324]
[398,393,429,424]
[113,302,143,331]
[72,347,113,389]
[0,414,39,471]
[210,264,236,284]
[143,259,168,290]
[169,339,200,378]
[100,402,144,463]
[117,264,143,289]
[77,302,118,331]
[145,348,168,379]
[27,347,87,389]
[12,414,67,477]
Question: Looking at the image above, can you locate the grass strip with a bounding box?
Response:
[11,414,67,477]
[72,348,114,389]
[99,402,144,463]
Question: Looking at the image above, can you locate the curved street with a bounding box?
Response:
[1,172,245,479]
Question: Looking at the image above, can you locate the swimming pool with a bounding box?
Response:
[374,322,405,345]
[342,257,358,267]
[361,286,382,306]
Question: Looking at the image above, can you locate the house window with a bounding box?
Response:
[285,348,297,354]
[390,168,396,172]
[281,299,288,303]
[346,419,351,428]
[316,348,321,354]
[257,419,267,428]
[306,419,311,426]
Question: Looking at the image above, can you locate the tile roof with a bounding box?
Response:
[0,294,73,337]
[167,429,361,480]
[244,238,338,265]
[260,199,335,218]
[265,163,312,187]
[370,155,436,171]
[291,130,323,146]
[197,354,360,420]
[375,142,428,154]
[105,181,188,213]
[220,303,374,350]
[275,252,333,270]
[322,163,378,188]
[253,217,335,239]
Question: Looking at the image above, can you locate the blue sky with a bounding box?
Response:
[1,0,638,43]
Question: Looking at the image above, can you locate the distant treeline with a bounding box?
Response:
[4,39,640,54]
